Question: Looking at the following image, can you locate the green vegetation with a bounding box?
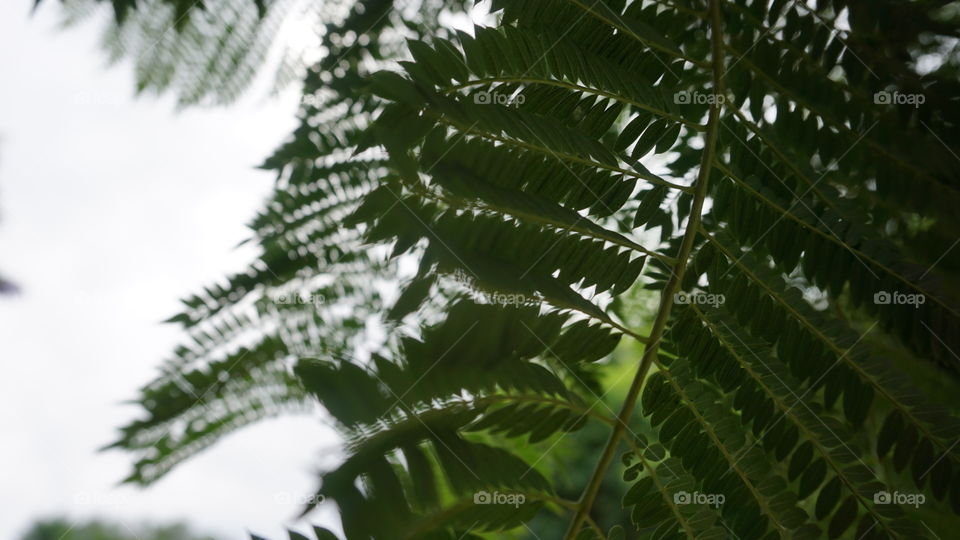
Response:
[51,0,960,538]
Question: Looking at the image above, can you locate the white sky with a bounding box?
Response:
[0,2,343,538]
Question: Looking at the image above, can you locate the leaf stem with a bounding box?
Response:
[434,115,693,192]
[445,78,705,132]
[562,0,726,536]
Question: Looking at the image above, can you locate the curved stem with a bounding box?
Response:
[566,0,710,67]
[446,77,705,132]
[562,1,726,537]
[434,115,693,192]
[402,178,675,264]
[621,438,707,538]
[474,394,616,427]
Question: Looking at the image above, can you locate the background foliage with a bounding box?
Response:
[20,517,218,540]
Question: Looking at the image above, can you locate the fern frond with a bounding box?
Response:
[94,0,960,537]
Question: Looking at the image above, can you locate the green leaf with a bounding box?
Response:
[798,459,827,500]
[814,476,842,520]
[877,410,903,458]
[826,496,858,539]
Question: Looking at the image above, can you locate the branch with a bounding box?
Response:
[562,0,726,536]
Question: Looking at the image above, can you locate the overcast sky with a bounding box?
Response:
[0,2,343,538]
